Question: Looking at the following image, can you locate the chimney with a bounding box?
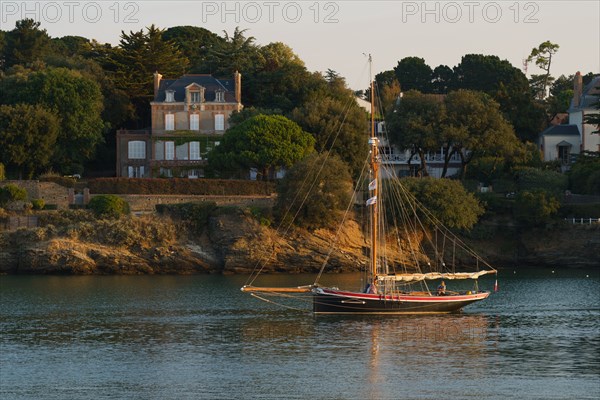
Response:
[234,71,242,104]
[573,71,583,108]
[153,71,163,99]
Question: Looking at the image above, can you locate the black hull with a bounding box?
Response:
[312,288,489,314]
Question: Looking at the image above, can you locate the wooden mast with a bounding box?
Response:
[368,55,379,285]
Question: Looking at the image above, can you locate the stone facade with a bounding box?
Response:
[116,72,243,178]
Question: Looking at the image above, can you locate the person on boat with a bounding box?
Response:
[437,281,446,295]
[365,282,378,294]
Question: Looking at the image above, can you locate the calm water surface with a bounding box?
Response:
[1,269,599,400]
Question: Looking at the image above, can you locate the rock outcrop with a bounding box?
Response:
[0,211,598,275]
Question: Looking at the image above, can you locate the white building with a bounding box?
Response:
[539,73,599,167]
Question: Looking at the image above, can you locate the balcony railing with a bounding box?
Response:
[149,159,206,166]
[380,152,462,164]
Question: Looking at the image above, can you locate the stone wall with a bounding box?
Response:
[3,180,275,212]
[92,194,275,212]
[3,181,71,209]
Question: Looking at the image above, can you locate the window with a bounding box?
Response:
[215,91,224,102]
[165,141,175,160]
[127,166,145,178]
[159,168,172,177]
[154,141,164,160]
[165,91,175,102]
[190,141,201,160]
[165,114,175,131]
[558,145,570,165]
[128,141,146,159]
[215,114,225,131]
[190,114,199,131]
[191,92,201,103]
[176,143,187,160]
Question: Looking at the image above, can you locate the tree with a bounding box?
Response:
[385,90,445,176]
[0,68,105,173]
[527,41,560,100]
[208,114,315,180]
[275,152,353,230]
[452,54,546,141]
[0,104,59,179]
[206,27,260,76]
[242,42,315,111]
[2,19,51,68]
[394,57,433,93]
[51,35,90,57]
[431,65,454,94]
[107,24,189,126]
[290,96,368,179]
[162,26,223,73]
[443,90,522,177]
[394,178,484,230]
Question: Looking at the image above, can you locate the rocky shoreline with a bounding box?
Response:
[1,209,599,275]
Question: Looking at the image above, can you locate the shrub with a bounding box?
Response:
[156,202,216,234]
[0,184,28,206]
[87,195,130,219]
[31,199,45,210]
[39,175,77,188]
[0,163,5,181]
[514,190,561,225]
[88,178,275,196]
[514,167,568,195]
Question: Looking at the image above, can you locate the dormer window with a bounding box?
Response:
[191,92,201,103]
[215,90,225,102]
[165,90,175,102]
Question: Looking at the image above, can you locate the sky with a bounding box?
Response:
[1,0,599,90]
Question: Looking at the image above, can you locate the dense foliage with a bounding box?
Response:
[0,67,104,174]
[87,195,130,219]
[290,96,368,178]
[0,18,597,207]
[514,190,561,226]
[0,104,59,178]
[209,115,315,180]
[0,184,28,206]
[568,152,600,195]
[394,178,485,230]
[275,152,353,230]
[386,90,522,177]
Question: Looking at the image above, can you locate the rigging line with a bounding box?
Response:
[314,155,370,285]
[250,293,312,313]
[402,184,495,270]
[247,62,372,286]
[397,179,495,271]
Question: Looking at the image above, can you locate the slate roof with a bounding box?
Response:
[539,124,580,137]
[154,74,237,103]
[569,75,600,111]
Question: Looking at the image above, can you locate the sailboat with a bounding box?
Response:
[242,56,497,314]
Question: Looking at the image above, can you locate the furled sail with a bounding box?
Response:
[376,270,496,283]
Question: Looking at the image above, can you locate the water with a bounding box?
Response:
[1,269,599,400]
